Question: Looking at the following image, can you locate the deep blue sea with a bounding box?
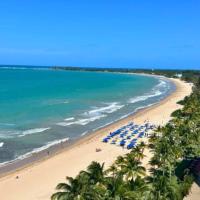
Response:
[0,67,175,165]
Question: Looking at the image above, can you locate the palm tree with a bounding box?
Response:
[130,145,145,161]
[51,176,81,200]
[148,169,182,200]
[105,163,119,177]
[103,174,130,199]
[136,142,146,152]
[77,184,107,200]
[119,154,146,181]
[180,174,194,197]
[80,161,105,185]
[128,176,151,200]
[51,72,200,200]
[114,155,125,166]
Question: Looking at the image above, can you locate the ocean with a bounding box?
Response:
[0,67,175,166]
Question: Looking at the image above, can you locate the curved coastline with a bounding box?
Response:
[0,77,192,200]
[0,70,170,159]
[0,73,174,176]
[0,73,173,174]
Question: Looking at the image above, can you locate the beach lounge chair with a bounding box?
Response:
[120,140,126,146]
[102,138,108,143]
[127,143,135,149]
[111,140,116,144]
[127,135,131,139]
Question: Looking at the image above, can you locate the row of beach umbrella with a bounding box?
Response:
[102,122,155,149]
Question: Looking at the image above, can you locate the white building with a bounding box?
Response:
[175,73,182,78]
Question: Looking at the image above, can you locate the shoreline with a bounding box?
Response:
[0,99,161,177]
[0,73,173,177]
[0,77,192,200]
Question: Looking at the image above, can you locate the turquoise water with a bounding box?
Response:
[0,68,175,164]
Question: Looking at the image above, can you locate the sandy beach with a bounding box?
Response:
[0,78,192,200]
[185,183,200,200]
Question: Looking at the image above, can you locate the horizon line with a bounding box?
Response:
[0,64,199,71]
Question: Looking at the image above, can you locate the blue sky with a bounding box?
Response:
[0,0,200,69]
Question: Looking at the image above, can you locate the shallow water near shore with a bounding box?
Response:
[0,67,175,165]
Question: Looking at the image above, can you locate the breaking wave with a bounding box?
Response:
[129,79,167,104]
[0,138,69,167]
[0,142,4,148]
[18,128,51,137]
[57,102,124,127]
[84,102,124,115]
[57,115,106,126]
[64,117,75,121]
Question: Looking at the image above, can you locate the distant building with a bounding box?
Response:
[175,73,182,78]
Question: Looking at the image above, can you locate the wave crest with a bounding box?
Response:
[57,115,106,126]
[129,79,168,104]
[0,142,4,148]
[18,128,51,137]
[0,138,69,167]
[64,117,75,121]
[85,102,124,115]
[57,102,124,127]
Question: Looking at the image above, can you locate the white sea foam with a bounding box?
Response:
[0,138,69,167]
[128,79,167,104]
[134,103,155,112]
[75,115,106,125]
[57,115,106,127]
[129,90,162,104]
[18,127,51,137]
[81,131,88,136]
[64,117,75,121]
[57,102,124,127]
[56,122,75,126]
[0,131,19,139]
[85,102,124,115]
[119,113,132,120]
[157,79,167,87]
[0,142,4,148]
[0,134,12,139]
[19,138,69,157]
[91,102,157,133]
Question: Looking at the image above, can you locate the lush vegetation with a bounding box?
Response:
[51,70,200,200]
[52,66,200,81]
